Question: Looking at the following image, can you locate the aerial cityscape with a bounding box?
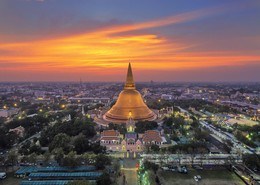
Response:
[0,1,260,185]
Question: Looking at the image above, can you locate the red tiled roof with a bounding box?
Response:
[142,130,162,143]
[100,136,120,141]
[101,130,119,137]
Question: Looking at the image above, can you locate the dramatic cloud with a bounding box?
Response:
[0,0,259,81]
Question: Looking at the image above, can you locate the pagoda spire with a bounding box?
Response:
[124,63,135,89]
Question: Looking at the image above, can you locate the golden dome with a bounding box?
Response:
[104,63,157,123]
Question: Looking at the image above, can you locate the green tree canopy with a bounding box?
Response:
[135,121,158,133]
[96,172,111,185]
[95,154,111,170]
[63,151,79,167]
[40,119,96,147]
[73,134,91,154]
[143,161,159,173]
[49,133,71,153]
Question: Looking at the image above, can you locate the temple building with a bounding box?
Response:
[100,130,121,151]
[103,63,157,123]
[142,130,163,145]
[99,117,164,153]
[121,118,142,152]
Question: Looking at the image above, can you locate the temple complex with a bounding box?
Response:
[99,117,164,153]
[98,63,163,153]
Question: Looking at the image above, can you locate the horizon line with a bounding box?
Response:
[0,81,259,84]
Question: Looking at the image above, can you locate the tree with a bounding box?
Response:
[29,144,43,155]
[91,142,106,154]
[171,135,179,142]
[112,159,121,176]
[43,151,51,165]
[191,120,199,128]
[172,116,184,129]
[20,156,29,163]
[39,118,96,147]
[143,161,159,174]
[235,131,256,148]
[0,128,17,149]
[150,144,160,153]
[135,121,158,133]
[28,153,37,165]
[49,133,71,153]
[96,172,111,185]
[243,154,260,170]
[68,180,90,185]
[74,134,90,154]
[194,129,209,141]
[82,153,96,165]
[108,123,127,135]
[19,140,31,155]
[6,151,18,171]
[52,148,64,165]
[63,151,79,167]
[0,156,5,169]
[95,154,111,170]
[163,115,185,130]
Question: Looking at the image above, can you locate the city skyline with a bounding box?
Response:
[0,0,260,82]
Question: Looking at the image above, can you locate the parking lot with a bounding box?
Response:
[157,168,245,185]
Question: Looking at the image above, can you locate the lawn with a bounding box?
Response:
[158,168,245,185]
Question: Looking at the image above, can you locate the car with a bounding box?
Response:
[177,166,188,173]
[194,176,199,182]
[197,175,202,180]
[0,150,5,155]
[161,166,170,171]
[0,172,6,180]
[193,165,203,170]
[181,166,188,173]
[168,165,177,171]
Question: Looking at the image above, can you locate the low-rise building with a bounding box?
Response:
[0,108,19,117]
[100,130,121,151]
[142,130,163,145]
[9,126,25,137]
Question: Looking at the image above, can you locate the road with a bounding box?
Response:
[141,153,243,166]
[179,106,255,154]
[121,158,138,185]
[199,120,254,154]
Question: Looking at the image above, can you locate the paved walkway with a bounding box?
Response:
[121,158,138,185]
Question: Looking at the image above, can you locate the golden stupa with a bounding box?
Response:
[104,63,157,123]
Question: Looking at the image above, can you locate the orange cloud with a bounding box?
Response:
[0,6,259,81]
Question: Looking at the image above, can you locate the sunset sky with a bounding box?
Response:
[0,0,260,82]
